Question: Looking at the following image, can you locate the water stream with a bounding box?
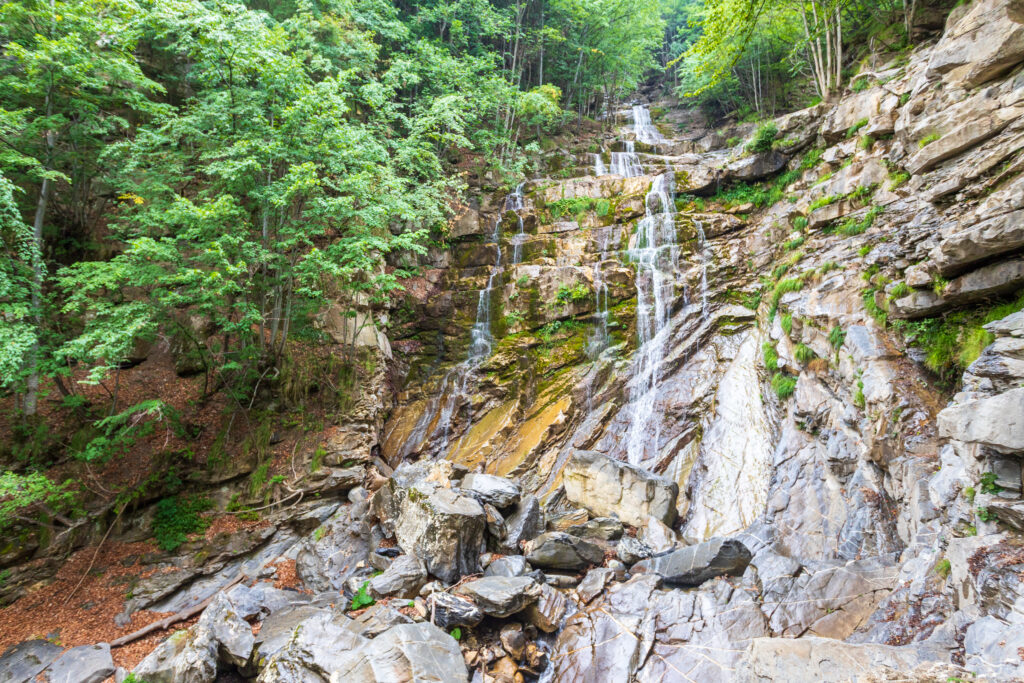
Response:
[610,141,642,177]
[632,104,664,146]
[593,152,607,176]
[625,172,679,465]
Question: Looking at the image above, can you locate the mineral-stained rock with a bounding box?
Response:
[632,537,752,586]
[566,516,624,541]
[456,576,541,617]
[330,622,469,683]
[523,583,568,633]
[426,592,485,629]
[563,451,678,527]
[577,568,616,603]
[524,531,605,570]
[460,473,521,508]
[368,554,428,599]
[485,555,530,578]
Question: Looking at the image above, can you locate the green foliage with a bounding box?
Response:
[794,343,815,364]
[762,342,779,372]
[771,373,797,399]
[828,325,846,350]
[853,378,866,408]
[152,495,211,552]
[858,244,873,257]
[450,627,463,640]
[890,282,911,299]
[780,313,793,336]
[792,216,808,231]
[934,558,951,578]
[919,132,941,148]
[963,487,976,503]
[746,122,779,153]
[555,283,590,305]
[0,471,77,533]
[858,135,874,151]
[976,506,995,523]
[809,194,841,211]
[850,77,871,92]
[836,205,883,237]
[846,118,869,138]
[349,581,375,611]
[783,236,805,251]
[769,277,804,318]
[980,472,1002,495]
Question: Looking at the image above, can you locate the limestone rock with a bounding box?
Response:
[565,516,624,541]
[455,576,541,617]
[44,644,115,683]
[616,536,654,565]
[891,257,1024,319]
[524,532,605,570]
[330,623,469,683]
[938,387,1024,453]
[930,209,1024,277]
[563,451,678,527]
[368,554,428,599]
[523,583,569,633]
[0,640,63,683]
[926,0,1024,88]
[460,472,521,508]
[425,592,485,629]
[485,555,530,578]
[632,537,752,586]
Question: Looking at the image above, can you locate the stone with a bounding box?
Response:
[638,517,678,554]
[964,615,1024,679]
[892,258,1024,319]
[368,554,428,599]
[545,508,589,531]
[426,592,484,629]
[295,500,371,592]
[938,387,1024,453]
[524,532,605,570]
[460,473,521,508]
[342,602,414,638]
[455,576,541,617]
[616,536,653,565]
[565,516,623,541]
[44,644,115,683]
[256,610,367,681]
[523,583,568,633]
[925,0,1024,88]
[726,151,789,181]
[0,640,63,683]
[735,636,946,682]
[330,623,469,683]
[577,568,615,604]
[485,555,530,578]
[632,537,752,586]
[499,499,548,557]
[931,209,1024,277]
[499,623,527,660]
[562,451,678,527]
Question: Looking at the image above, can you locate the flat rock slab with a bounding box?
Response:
[633,537,752,586]
[456,576,540,617]
[44,643,114,683]
[331,622,469,683]
[460,473,521,508]
[0,640,63,683]
[563,451,678,527]
[524,532,604,570]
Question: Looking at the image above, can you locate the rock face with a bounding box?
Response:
[44,644,115,683]
[562,451,679,527]
[632,537,753,586]
[938,387,1024,453]
[926,0,1024,87]
[330,623,468,683]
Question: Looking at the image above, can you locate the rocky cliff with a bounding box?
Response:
[6,1,1024,681]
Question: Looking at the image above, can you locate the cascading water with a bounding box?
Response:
[592,152,607,176]
[632,104,663,146]
[586,228,613,360]
[625,172,679,465]
[695,219,710,316]
[508,183,527,266]
[610,141,642,177]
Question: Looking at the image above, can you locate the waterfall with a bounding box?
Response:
[625,172,679,465]
[696,220,709,317]
[586,228,613,360]
[632,104,663,146]
[508,183,527,266]
[593,153,607,176]
[610,141,642,178]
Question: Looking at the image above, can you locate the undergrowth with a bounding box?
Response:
[153,495,212,552]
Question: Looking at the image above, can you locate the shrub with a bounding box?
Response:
[746,122,779,154]
[828,325,846,350]
[858,135,874,151]
[794,343,816,364]
[846,118,869,138]
[153,495,212,552]
[763,342,779,371]
[854,378,866,408]
[772,373,797,399]
[858,244,872,257]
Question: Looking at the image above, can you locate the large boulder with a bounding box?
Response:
[455,576,541,617]
[44,644,115,683]
[330,623,469,683]
[562,451,678,527]
[498,495,545,553]
[295,499,372,592]
[632,537,752,586]
[0,640,63,683]
[425,592,485,629]
[891,257,1024,319]
[255,610,367,682]
[926,0,1024,88]
[460,472,521,508]
[368,554,428,599]
[524,532,605,570]
[371,462,487,582]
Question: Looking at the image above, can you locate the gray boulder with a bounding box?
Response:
[295,499,372,592]
[485,555,530,578]
[566,517,624,541]
[368,554,427,599]
[330,623,469,683]
[45,644,115,683]
[525,532,604,570]
[498,495,545,553]
[632,537,752,586]
[455,576,541,617]
[616,536,654,565]
[255,610,367,682]
[425,592,484,629]
[0,640,63,683]
[460,473,521,508]
[523,583,569,633]
[938,387,1024,453]
[563,451,678,527]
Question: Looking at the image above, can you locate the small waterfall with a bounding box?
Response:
[593,152,607,176]
[695,220,709,317]
[586,228,613,360]
[625,172,679,465]
[632,104,663,146]
[610,141,642,177]
[508,183,527,265]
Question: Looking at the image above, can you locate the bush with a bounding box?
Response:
[153,495,212,552]
[794,343,816,364]
[746,122,779,154]
[763,342,779,371]
[772,373,797,399]
[828,325,846,350]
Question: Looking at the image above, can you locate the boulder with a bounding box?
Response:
[455,576,541,617]
[44,644,115,683]
[562,451,678,527]
[566,517,624,541]
[425,592,484,629]
[925,0,1024,88]
[0,640,63,683]
[368,554,428,599]
[891,258,1024,319]
[295,500,371,592]
[342,603,414,639]
[256,610,367,682]
[726,151,789,181]
[460,473,521,508]
[938,387,1024,453]
[523,583,569,633]
[577,568,616,603]
[632,537,752,586]
[616,536,654,565]
[330,623,469,683]
[524,532,605,570]
[485,555,530,578]
[498,495,545,554]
